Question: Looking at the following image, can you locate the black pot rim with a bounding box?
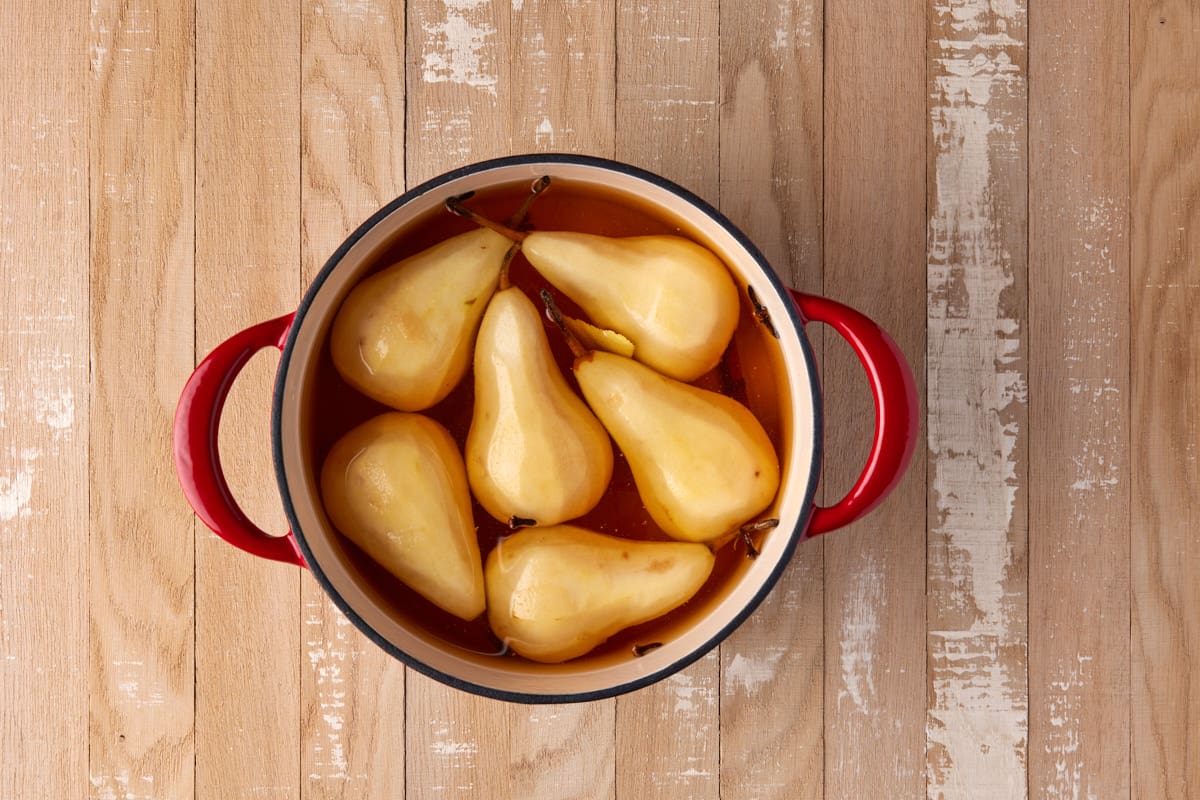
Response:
[271,152,824,704]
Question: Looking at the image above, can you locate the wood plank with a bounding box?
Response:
[503,5,618,795]
[87,0,196,797]
[403,2,511,794]
[1129,0,1200,796]
[822,0,928,795]
[507,0,616,155]
[924,1,1029,797]
[614,2,722,797]
[403,2,617,798]
[717,0,824,797]
[0,3,89,798]
[195,0,302,796]
[406,0,508,187]
[299,1,407,796]
[1027,0,1131,797]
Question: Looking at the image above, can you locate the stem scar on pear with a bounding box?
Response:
[508,515,537,530]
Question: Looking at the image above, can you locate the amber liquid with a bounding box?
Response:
[308,178,784,663]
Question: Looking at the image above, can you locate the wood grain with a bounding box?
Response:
[507,0,616,156]
[88,0,196,797]
[924,0,1029,797]
[614,2,722,797]
[1028,1,1131,797]
[194,0,302,797]
[717,0,824,797]
[406,0,508,187]
[402,2,514,795]
[503,7,619,797]
[299,1,407,796]
[0,3,89,798]
[1130,0,1200,796]
[822,0,928,795]
[5,4,1200,798]
[403,2,617,797]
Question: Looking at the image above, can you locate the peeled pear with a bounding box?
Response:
[330,227,511,411]
[521,232,740,382]
[320,412,485,621]
[485,525,715,663]
[574,351,780,543]
[467,287,613,527]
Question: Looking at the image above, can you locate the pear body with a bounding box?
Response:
[467,287,613,526]
[575,351,780,542]
[521,232,740,382]
[320,412,485,621]
[485,525,715,663]
[330,228,510,410]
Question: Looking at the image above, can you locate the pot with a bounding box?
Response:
[173,154,917,703]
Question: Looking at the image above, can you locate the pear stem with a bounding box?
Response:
[738,518,780,559]
[497,246,520,290]
[508,174,551,227]
[497,175,552,291]
[540,289,590,360]
[445,196,528,243]
[632,642,664,657]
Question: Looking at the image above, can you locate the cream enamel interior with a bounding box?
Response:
[277,160,818,698]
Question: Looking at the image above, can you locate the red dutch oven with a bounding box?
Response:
[174,154,917,703]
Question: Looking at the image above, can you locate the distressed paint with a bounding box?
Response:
[647,653,720,792]
[1028,0,1131,792]
[0,2,89,798]
[304,605,353,781]
[407,0,505,180]
[1037,193,1127,800]
[723,648,788,695]
[0,449,36,522]
[1041,655,1098,800]
[823,0,927,792]
[419,0,498,94]
[837,552,883,716]
[509,0,612,155]
[614,3,721,795]
[299,0,408,794]
[405,2,617,796]
[87,0,198,797]
[926,0,1029,796]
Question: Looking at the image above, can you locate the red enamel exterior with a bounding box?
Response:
[790,290,919,537]
[172,313,307,567]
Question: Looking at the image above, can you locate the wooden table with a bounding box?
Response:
[2,0,1196,797]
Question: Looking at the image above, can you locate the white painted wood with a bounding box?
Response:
[926,0,1029,796]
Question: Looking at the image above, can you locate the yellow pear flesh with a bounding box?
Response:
[575,351,780,543]
[521,232,740,382]
[330,228,511,411]
[467,287,613,526]
[562,315,635,358]
[320,412,485,621]
[485,525,715,663]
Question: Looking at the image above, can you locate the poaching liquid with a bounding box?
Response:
[307,177,785,664]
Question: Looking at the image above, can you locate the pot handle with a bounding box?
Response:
[173,313,306,567]
[789,291,918,537]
